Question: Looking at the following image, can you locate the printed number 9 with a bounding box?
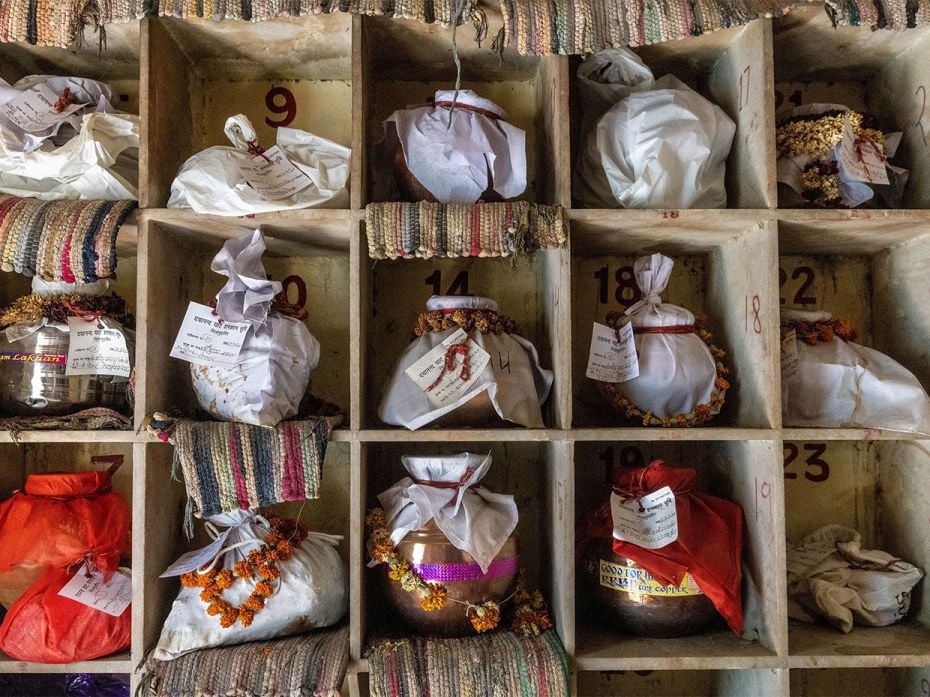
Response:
[265,87,296,128]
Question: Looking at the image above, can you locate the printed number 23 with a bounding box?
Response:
[784,443,829,482]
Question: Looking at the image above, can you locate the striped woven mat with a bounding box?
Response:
[0,197,135,283]
[148,414,341,518]
[366,202,566,260]
[141,627,350,697]
[367,631,570,697]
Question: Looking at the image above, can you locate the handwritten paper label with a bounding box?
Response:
[840,119,890,185]
[239,145,313,200]
[585,322,639,383]
[170,302,250,367]
[610,486,678,549]
[160,530,232,578]
[66,318,131,378]
[58,569,131,617]
[1,83,86,132]
[781,329,800,379]
[404,328,490,407]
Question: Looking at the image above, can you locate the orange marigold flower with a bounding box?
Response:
[469,602,501,633]
[247,549,263,566]
[676,414,689,427]
[219,611,238,629]
[254,581,274,598]
[276,540,293,561]
[420,584,448,612]
[234,560,253,580]
[238,608,255,628]
[246,595,265,611]
[215,569,235,590]
[265,532,283,547]
[388,560,411,581]
[258,564,280,580]
[694,404,712,421]
[370,541,395,562]
[206,602,223,616]
[365,508,388,530]
[714,377,730,391]
[180,572,203,588]
[660,416,673,428]
[200,588,220,603]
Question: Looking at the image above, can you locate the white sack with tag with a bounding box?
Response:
[600,254,719,419]
[154,509,347,660]
[782,309,930,435]
[576,67,735,209]
[189,230,320,427]
[377,453,518,572]
[168,114,350,216]
[378,296,552,430]
[787,525,924,633]
[384,90,527,204]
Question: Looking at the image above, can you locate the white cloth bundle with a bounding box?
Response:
[606,254,718,418]
[154,510,347,660]
[574,49,735,209]
[168,114,350,215]
[385,90,527,203]
[190,230,320,427]
[0,76,138,200]
[782,310,930,435]
[787,525,923,633]
[377,453,518,572]
[378,296,552,430]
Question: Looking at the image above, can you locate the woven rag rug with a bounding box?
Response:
[366,202,566,260]
[367,631,570,697]
[0,407,132,439]
[147,413,342,520]
[0,197,135,282]
[140,627,350,697]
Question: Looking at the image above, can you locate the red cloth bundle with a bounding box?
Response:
[579,459,745,633]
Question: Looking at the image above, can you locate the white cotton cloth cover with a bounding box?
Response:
[607,253,717,419]
[378,295,553,430]
[154,510,347,660]
[168,114,350,215]
[190,230,320,427]
[377,452,518,573]
[575,49,655,147]
[787,525,924,633]
[576,67,735,209]
[0,76,138,200]
[385,90,527,204]
[782,309,930,435]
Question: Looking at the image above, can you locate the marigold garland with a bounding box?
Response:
[781,317,857,345]
[414,309,522,338]
[180,516,308,629]
[0,292,135,329]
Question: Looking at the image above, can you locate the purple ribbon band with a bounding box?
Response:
[410,556,519,583]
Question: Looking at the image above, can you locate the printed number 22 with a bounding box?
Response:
[784,443,829,482]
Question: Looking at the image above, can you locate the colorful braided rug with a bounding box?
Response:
[367,631,570,697]
[366,202,566,260]
[141,627,350,697]
[147,412,341,519]
[0,197,135,283]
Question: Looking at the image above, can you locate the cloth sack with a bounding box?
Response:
[578,460,745,634]
[576,65,735,209]
[378,295,553,430]
[0,467,130,609]
[154,510,347,660]
[384,90,527,203]
[600,253,721,420]
[168,114,350,215]
[190,230,320,427]
[575,49,655,137]
[787,525,924,633]
[377,452,518,572]
[782,310,930,435]
[0,76,138,200]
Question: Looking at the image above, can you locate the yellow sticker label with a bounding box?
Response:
[598,560,703,597]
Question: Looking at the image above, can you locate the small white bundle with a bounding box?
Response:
[168,114,350,215]
[154,510,347,660]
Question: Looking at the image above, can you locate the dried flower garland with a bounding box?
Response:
[0,292,135,329]
[781,317,857,345]
[598,316,730,427]
[180,516,307,629]
[366,508,553,636]
[414,309,522,338]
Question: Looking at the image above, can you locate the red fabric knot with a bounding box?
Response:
[62,300,104,324]
[434,101,502,120]
[426,343,471,392]
[414,467,475,490]
[632,325,696,335]
[246,139,271,164]
[54,88,73,113]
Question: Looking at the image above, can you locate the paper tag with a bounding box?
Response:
[65,318,131,378]
[610,486,679,549]
[840,119,890,185]
[160,530,231,578]
[57,569,131,617]
[169,302,250,367]
[404,328,491,407]
[787,542,837,577]
[238,145,313,200]
[585,322,639,383]
[0,83,86,132]
[781,329,800,379]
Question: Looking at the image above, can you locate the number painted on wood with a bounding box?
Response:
[916,86,928,148]
[593,266,643,307]
[920,677,930,696]
[738,65,751,112]
[265,86,297,128]
[784,443,830,482]
[662,210,680,219]
[424,270,470,296]
[745,294,762,334]
[780,266,817,306]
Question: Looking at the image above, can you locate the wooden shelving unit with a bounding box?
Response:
[0,4,929,695]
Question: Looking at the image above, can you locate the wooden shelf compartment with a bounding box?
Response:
[772,5,930,209]
[577,668,787,696]
[784,439,930,663]
[789,667,930,696]
[140,14,353,209]
[567,19,775,210]
[569,212,780,431]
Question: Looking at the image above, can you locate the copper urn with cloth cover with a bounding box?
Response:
[375,453,520,636]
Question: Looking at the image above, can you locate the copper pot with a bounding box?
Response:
[581,537,718,638]
[392,141,503,204]
[383,520,519,637]
[429,389,499,428]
